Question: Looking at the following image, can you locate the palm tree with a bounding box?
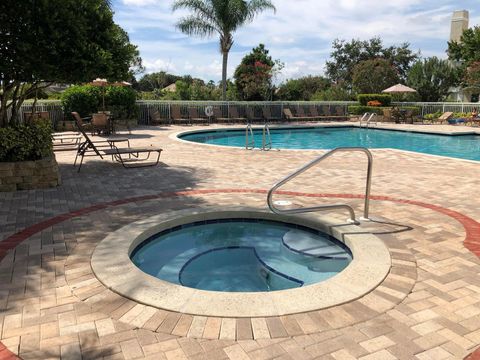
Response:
[172,0,275,100]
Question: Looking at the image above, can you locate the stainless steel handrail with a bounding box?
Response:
[359,112,370,126]
[267,147,373,222]
[245,123,255,150]
[262,122,272,151]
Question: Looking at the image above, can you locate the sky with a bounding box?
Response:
[112,0,478,83]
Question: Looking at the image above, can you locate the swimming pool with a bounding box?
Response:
[130,219,352,292]
[179,126,480,161]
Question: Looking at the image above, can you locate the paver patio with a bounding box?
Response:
[1,122,480,359]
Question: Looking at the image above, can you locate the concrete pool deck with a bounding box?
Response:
[1,122,480,359]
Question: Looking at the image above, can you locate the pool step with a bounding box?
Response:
[282,230,350,259]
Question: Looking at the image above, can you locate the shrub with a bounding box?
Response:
[105,86,138,119]
[61,85,138,120]
[348,105,420,116]
[348,106,386,115]
[0,121,53,162]
[61,85,101,117]
[357,94,392,106]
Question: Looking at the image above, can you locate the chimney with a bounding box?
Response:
[450,10,469,43]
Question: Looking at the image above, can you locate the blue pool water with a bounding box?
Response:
[179,126,480,161]
[130,219,352,292]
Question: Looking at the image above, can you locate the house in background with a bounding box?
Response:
[449,10,479,102]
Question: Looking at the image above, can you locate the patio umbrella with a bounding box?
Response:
[89,78,109,111]
[382,84,417,94]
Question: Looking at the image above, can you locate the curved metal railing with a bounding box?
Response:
[262,122,272,151]
[267,147,373,222]
[245,123,255,150]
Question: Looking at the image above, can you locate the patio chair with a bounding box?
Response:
[309,106,321,120]
[170,105,190,125]
[91,113,110,135]
[321,106,332,119]
[296,107,316,121]
[149,109,167,125]
[262,106,281,122]
[213,107,230,123]
[246,107,261,123]
[228,106,247,123]
[72,112,161,171]
[283,108,303,121]
[188,107,209,125]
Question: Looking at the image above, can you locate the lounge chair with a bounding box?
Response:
[261,106,278,122]
[170,105,190,125]
[296,107,316,121]
[149,109,168,126]
[228,107,246,123]
[283,108,303,121]
[188,107,209,125]
[246,107,261,123]
[309,106,321,120]
[52,132,83,152]
[71,112,162,171]
[213,107,230,123]
[434,112,454,124]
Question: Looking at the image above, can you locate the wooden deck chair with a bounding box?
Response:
[188,107,208,125]
[71,112,161,171]
[229,106,247,123]
[170,105,190,125]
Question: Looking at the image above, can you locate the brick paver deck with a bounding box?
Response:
[1,123,480,359]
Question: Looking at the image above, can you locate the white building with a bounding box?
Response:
[449,10,478,102]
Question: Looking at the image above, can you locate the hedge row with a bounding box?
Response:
[348,105,421,116]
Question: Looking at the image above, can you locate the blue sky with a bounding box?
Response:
[112,0,478,83]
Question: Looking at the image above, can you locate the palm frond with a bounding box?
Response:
[172,0,219,29]
[176,16,217,37]
[246,0,276,21]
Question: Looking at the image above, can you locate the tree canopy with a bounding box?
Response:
[233,44,282,101]
[407,57,459,102]
[172,0,275,100]
[325,37,418,88]
[0,0,141,126]
[352,58,399,94]
[448,26,480,66]
[276,76,330,101]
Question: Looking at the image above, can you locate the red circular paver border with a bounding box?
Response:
[0,189,479,360]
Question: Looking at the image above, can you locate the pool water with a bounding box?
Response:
[180,126,480,161]
[130,219,352,292]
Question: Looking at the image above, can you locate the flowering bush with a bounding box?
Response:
[367,100,382,107]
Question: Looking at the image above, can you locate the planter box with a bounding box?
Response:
[0,156,61,192]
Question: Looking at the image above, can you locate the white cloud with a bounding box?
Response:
[114,0,475,81]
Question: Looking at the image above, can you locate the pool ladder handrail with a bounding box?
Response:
[246,122,273,151]
[359,113,377,128]
[267,147,373,223]
[245,122,255,150]
[262,122,272,151]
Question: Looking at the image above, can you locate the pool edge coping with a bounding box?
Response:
[90,207,391,318]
